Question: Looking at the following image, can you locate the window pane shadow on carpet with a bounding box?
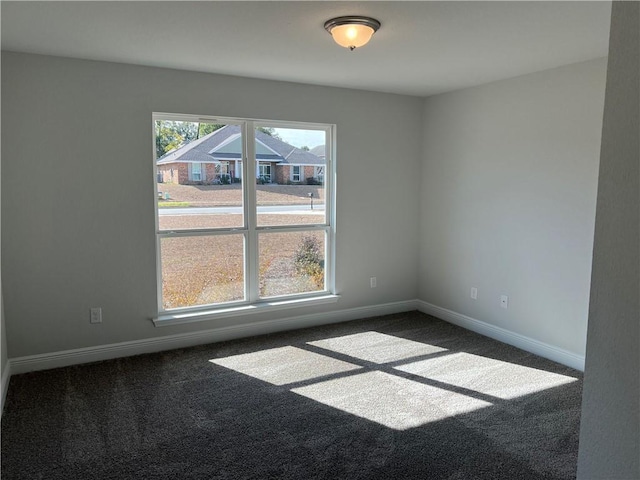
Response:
[1,311,582,480]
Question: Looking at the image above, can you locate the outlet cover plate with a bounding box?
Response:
[90,307,102,324]
[500,295,509,309]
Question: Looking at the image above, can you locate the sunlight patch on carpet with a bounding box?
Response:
[210,334,576,431]
[308,331,447,364]
[395,352,578,400]
[291,371,491,430]
[210,346,361,386]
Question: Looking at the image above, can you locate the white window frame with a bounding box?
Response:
[314,166,324,182]
[152,113,337,326]
[216,161,230,183]
[258,163,271,183]
[189,162,202,182]
[291,165,301,182]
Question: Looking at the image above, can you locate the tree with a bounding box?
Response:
[155,121,224,158]
[301,146,310,151]
[257,127,282,140]
[155,121,197,158]
[156,124,185,159]
[198,123,224,138]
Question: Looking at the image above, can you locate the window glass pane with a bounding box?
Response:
[292,166,301,182]
[191,163,202,181]
[259,231,325,298]
[160,234,244,309]
[156,120,244,230]
[255,126,326,227]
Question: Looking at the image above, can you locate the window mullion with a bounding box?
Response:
[244,121,259,302]
[325,127,336,293]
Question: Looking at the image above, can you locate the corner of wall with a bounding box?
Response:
[1,358,10,415]
[577,2,640,478]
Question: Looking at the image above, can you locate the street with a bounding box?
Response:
[158,204,325,215]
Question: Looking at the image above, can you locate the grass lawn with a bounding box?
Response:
[160,213,325,309]
[158,183,325,207]
[158,201,191,208]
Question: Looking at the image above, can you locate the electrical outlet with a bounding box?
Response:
[370,277,377,288]
[90,307,102,324]
[500,295,509,309]
[470,287,478,300]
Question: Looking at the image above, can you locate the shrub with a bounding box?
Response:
[306,177,320,185]
[293,236,324,288]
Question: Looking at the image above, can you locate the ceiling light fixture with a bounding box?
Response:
[324,16,381,51]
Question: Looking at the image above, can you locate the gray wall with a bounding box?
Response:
[1,160,5,394]
[1,295,6,373]
[1,292,6,400]
[577,2,640,478]
[1,52,422,358]
[1,51,612,369]
[1,72,6,393]
[419,59,607,356]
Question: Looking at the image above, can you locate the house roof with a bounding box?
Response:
[310,145,325,157]
[157,125,324,166]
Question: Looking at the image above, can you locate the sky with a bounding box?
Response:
[273,128,325,149]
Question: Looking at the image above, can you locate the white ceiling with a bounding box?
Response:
[1,1,611,97]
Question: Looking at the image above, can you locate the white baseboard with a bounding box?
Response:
[416,300,585,371]
[9,300,418,375]
[7,298,584,377]
[1,362,11,414]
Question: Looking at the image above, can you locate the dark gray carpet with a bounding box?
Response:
[1,311,583,479]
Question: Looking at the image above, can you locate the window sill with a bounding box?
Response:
[152,294,340,327]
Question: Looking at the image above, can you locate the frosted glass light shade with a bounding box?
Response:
[330,24,375,50]
[324,16,381,51]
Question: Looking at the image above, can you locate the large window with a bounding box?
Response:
[154,114,334,315]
